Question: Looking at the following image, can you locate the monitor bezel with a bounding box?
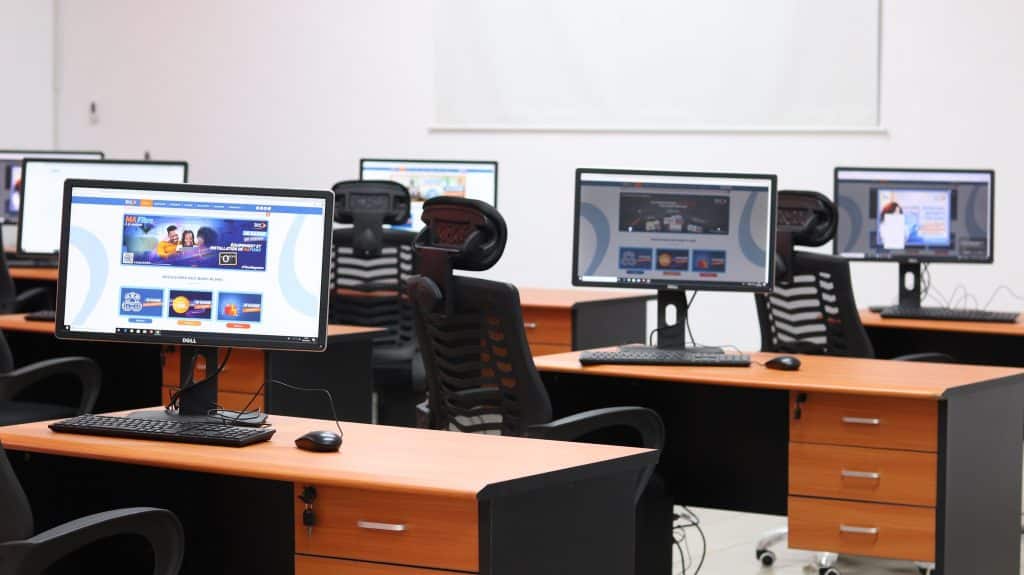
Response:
[572,167,778,293]
[18,158,189,257]
[832,166,995,264]
[359,158,499,209]
[55,179,334,352]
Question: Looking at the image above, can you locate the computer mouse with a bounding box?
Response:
[295,430,343,452]
[765,355,801,371]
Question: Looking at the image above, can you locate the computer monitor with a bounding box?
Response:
[19,158,188,257]
[0,150,105,252]
[573,168,777,350]
[834,167,994,308]
[56,179,334,421]
[359,158,498,230]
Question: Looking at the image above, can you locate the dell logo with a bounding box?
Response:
[181,337,197,344]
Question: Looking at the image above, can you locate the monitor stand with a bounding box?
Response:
[129,346,268,426]
[897,261,923,309]
[626,290,723,354]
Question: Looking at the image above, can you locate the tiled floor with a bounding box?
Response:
[674,506,1024,575]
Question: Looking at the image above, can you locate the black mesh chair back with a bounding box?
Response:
[756,190,875,358]
[0,442,33,544]
[330,180,417,350]
[0,230,20,314]
[407,197,552,435]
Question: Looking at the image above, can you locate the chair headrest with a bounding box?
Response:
[332,180,411,225]
[415,197,506,271]
[331,180,411,257]
[777,190,836,247]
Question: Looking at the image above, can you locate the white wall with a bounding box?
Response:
[0,0,55,147]
[53,0,1024,349]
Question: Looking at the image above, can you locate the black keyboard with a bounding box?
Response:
[879,306,1019,323]
[579,349,751,367]
[50,414,276,447]
[25,310,56,322]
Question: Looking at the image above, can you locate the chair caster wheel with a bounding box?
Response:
[820,568,840,575]
[756,549,776,566]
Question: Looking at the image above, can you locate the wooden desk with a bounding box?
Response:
[517,287,652,356]
[860,309,1024,366]
[8,266,59,282]
[0,315,382,421]
[535,351,1024,574]
[0,413,657,574]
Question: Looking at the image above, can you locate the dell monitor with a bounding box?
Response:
[834,167,994,309]
[56,179,333,422]
[19,158,188,258]
[574,168,777,350]
[359,158,498,230]
[0,150,104,252]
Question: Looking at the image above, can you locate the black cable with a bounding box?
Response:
[165,348,233,413]
[269,379,344,436]
[673,506,706,575]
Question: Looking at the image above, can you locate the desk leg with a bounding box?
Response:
[937,374,1024,574]
[481,470,639,575]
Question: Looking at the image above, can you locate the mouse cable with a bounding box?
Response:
[208,378,344,436]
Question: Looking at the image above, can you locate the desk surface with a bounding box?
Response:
[8,267,58,281]
[0,412,653,500]
[516,287,654,309]
[533,350,1022,400]
[859,309,1024,337]
[0,313,383,339]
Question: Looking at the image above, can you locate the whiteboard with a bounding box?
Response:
[433,0,880,131]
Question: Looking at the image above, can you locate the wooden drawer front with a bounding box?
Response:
[296,555,472,574]
[294,485,478,572]
[529,342,571,357]
[521,308,572,345]
[162,346,266,394]
[161,387,264,412]
[789,497,935,562]
[790,392,937,452]
[789,443,936,506]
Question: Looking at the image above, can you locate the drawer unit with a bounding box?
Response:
[521,308,572,347]
[294,485,479,573]
[296,555,471,575]
[789,443,936,506]
[790,391,938,452]
[788,496,935,563]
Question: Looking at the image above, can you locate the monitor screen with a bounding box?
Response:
[56,180,333,351]
[834,168,994,263]
[359,159,498,230]
[0,150,104,223]
[573,169,777,292]
[19,159,188,256]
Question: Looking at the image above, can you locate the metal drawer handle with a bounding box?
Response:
[839,524,879,536]
[524,322,538,329]
[357,520,407,532]
[841,470,881,480]
[841,416,881,426]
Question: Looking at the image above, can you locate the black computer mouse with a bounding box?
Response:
[295,430,343,452]
[765,355,801,371]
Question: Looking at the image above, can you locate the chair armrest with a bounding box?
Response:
[527,406,665,451]
[528,407,664,503]
[0,507,184,575]
[13,287,52,313]
[0,357,102,414]
[893,352,954,363]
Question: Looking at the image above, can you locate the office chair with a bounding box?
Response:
[0,226,51,314]
[754,190,946,575]
[330,180,423,426]
[0,442,184,574]
[407,196,671,575]
[0,329,102,426]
